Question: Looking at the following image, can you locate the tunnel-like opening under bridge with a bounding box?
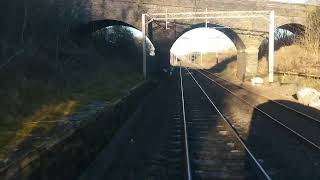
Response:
[142,10,277,82]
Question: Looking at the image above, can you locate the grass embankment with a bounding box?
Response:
[0,73,141,160]
[257,7,320,90]
[258,45,320,89]
[0,31,143,160]
[0,0,143,162]
[210,7,320,91]
[179,48,237,70]
[201,48,237,70]
[199,48,238,77]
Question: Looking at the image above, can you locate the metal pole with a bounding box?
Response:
[201,52,203,66]
[172,53,174,64]
[172,53,174,65]
[268,11,275,83]
[216,52,218,64]
[142,14,147,79]
[205,8,208,28]
[166,9,168,30]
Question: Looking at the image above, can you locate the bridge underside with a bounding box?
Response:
[74,20,306,80]
[71,0,308,80]
[144,18,268,80]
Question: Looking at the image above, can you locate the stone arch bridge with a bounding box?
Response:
[73,0,312,79]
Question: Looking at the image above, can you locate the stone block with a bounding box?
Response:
[297,88,320,109]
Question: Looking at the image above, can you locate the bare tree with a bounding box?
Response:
[21,0,28,44]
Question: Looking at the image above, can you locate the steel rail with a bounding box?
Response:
[179,66,192,180]
[196,69,320,151]
[185,67,272,180]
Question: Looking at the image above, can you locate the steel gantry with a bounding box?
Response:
[142,10,275,82]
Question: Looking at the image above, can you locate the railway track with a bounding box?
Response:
[142,66,320,179]
[198,69,320,149]
[176,66,270,179]
[183,68,320,179]
[202,69,320,121]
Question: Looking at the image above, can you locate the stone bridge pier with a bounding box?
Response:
[237,35,266,80]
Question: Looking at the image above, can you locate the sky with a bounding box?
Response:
[171,28,235,55]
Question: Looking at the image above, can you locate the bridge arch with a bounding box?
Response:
[277,23,305,36]
[72,19,138,40]
[71,19,157,75]
[69,0,310,79]
[170,23,247,78]
[176,23,246,52]
[258,22,306,59]
[72,19,155,52]
[257,22,306,75]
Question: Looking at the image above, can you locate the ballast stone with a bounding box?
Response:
[296,88,320,109]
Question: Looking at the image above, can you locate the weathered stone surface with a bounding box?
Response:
[1,0,312,78]
[66,0,310,78]
[297,88,320,109]
[2,0,308,77]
